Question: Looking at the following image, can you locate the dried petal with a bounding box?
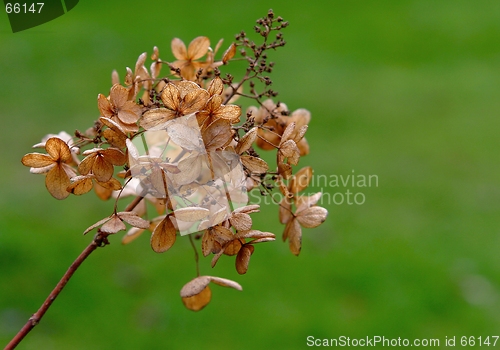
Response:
[207,77,224,96]
[140,108,176,130]
[182,285,212,311]
[296,206,328,228]
[46,165,71,200]
[236,245,254,275]
[240,155,268,174]
[171,38,187,60]
[287,219,302,256]
[151,216,177,253]
[117,212,150,229]
[187,36,210,60]
[101,215,126,234]
[235,127,257,155]
[21,153,53,168]
[229,212,252,231]
[67,175,93,195]
[45,137,72,163]
[222,43,237,64]
[202,118,232,150]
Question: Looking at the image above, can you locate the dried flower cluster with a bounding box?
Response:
[21,10,327,311]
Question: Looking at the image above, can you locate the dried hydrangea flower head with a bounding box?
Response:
[20,9,328,316]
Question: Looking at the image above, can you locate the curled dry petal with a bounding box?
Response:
[180,275,242,311]
[222,43,237,64]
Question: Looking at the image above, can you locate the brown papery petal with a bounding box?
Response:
[97,94,114,118]
[235,127,257,155]
[101,215,127,234]
[236,245,254,275]
[67,175,93,195]
[171,38,187,60]
[109,84,128,109]
[95,178,121,196]
[201,229,216,257]
[182,285,212,311]
[222,43,237,64]
[118,101,142,124]
[205,95,223,112]
[217,105,241,122]
[240,155,268,174]
[140,108,176,130]
[202,118,232,151]
[236,230,275,240]
[45,165,71,200]
[117,212,150,229]
[288,219,302,256]
[207,77,224,96]
[161,83,181,110]
[289,166,313,194]
[182,89,209,115]
[93,155,114,183]
[45,137,72,163]
[151,216,177,253]
[230,212,252,231]
[102,148,127,166]
[21,153,54,168]
[296,206,328,228]
[187,36,210,60]
[280,122,296,146]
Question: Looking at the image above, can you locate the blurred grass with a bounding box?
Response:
[1,0,500,349]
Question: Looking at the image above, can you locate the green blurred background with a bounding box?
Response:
[1,0,500,348]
